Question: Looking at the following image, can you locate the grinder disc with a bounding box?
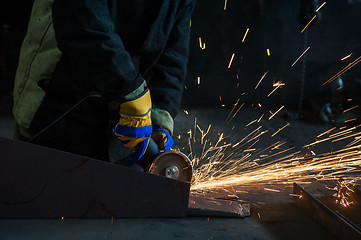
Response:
[149,151,193,182]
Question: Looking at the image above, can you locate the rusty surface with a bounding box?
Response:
[293,182,361,240]
[0,137,190,218]
[188,193,250,218]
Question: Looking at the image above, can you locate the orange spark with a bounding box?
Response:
[341,53,352,61]
[267,48,271,56]
[264,188,281,193]
[258,114,264,122]
[197,76,201,85]
[271,123,290,137]
[301,15,317,33]
[269,105,285,120]
[324,56,361,85]
[242,28,250,43]
[255,71,268,89]
[316,2,326,12]
[292,47,311,66]
[344,118,357,123]
[317,127,336,138]
[228,53,235,69]
[344,105,358,113]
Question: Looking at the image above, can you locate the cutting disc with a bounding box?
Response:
[149,151,193,182]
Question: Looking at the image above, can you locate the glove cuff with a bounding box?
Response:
[119,88,151,116]
[151,108,174,135]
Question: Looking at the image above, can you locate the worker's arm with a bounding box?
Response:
[149,0,196,135]
[52,0,144,100]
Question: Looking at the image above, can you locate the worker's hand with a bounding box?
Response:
[112,88,152,165]
[151,125,173,151]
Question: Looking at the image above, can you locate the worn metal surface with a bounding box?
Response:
[0,137,190,218]
[293,183,361,240]
[318,183,361,230]
[188,194,250,218]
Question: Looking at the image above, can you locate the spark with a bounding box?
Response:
[258,114,264,122]
[317,127,336,138]
[271,123,290,137]
[289,194,302,198]
[344,118,357,123]
[224,0,228,11]
[194,117,197,142]
[347,99,353,102]
[301,15,317,33]
[341,53,352,61]
[292,47,311,66]
[324,56,361,85]
[242,28,250,43]
[333,179,356,207]
[267,81,285,97]
[264,188,281,193]
[246,119,257,127]
[267,48,271,56]
[244,149,256,152]
[273,81,285,88]
[269,105,285,120]
[196,76,201,85]
[316,2,326,12]
[255,71,268,89]
[198,37,206,50]
[183,110,189,115]
[228,53,235,69]
[344,105,358,113]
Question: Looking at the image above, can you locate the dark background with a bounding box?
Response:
[1,0,361,113]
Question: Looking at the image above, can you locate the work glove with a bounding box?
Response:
[151,125,174,151]
[112,88,152,166]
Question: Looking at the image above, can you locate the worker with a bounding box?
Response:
[13,0,196,170]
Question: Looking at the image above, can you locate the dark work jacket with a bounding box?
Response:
[49,0,196,118]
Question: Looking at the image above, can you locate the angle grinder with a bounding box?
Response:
[139,138,193,182]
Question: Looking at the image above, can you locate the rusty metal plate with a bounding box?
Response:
[293,183,361,240]
[0,137,190,218]
[188,193,250,217]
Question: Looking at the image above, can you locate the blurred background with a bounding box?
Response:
[1,0,361,129]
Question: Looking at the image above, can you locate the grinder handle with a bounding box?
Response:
[139,138,160,170]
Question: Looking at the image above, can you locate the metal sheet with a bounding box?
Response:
[188,194,250,218]
[293,183,361,240]
[0,137,190,218]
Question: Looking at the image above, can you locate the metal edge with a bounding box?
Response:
[293,182,361,240]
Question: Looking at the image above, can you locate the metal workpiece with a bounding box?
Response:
[293,183,361,240]
[0,137,190,218]
[188,194,250,218]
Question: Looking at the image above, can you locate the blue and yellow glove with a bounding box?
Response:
[151,125,174,151]
[112,88,152,165]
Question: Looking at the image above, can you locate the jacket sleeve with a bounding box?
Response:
[52,0,144,101]
[149,0,196,119]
